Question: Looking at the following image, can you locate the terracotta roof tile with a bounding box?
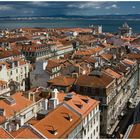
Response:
[34,104,81,139]
[56,92,99,117]
[128,123,140,138]
[47,59,60,68]
[122,59,136,66]
[104,68,122,79]
[82,56,96,63]
[0,92,33,118]
[0,127,14,139]
[46,59,60,73]
[47,76,76,87]
[0,50,20,59]
[100,53,113,61]
[75,72,114,88]
[10,127,26,137]
[75,47,102,57]
[65,93,99,117]
[125,53,140,59]
[0,116,6,125]
[0,37,28,43]
[14,127,44,139]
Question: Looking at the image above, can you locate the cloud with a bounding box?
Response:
[0,1,138,17]
[31,1,48,7]
[105,4,118,9]
[0,5,13,11]
[132,6,136,9]
[23,10,34,14]
[115,12,120,15]
[95,6,101,9]
[67,2,105,9]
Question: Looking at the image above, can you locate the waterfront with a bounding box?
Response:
[1,19,140,33]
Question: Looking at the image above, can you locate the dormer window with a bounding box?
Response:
[48,126,58,135]
[81,98,89,103]
[63,112,73,122]
[75,104,83,109]
[74,101,83,109]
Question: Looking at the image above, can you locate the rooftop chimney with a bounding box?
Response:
[48,89,59,110]
[51,88,59,99]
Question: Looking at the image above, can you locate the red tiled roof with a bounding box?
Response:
[100,53,113,61]
[75,72,114,89]
[47,76,76,87]
[75,47,102,57]
[10,127,26,137]
[104,68,122,79]
[0,37,29,43]
[46,59,60,73]
[122,59,136,66]
[0,127,14,139]
[128,123,140,138]
[125,53,140,59]
[0,116,6,125]
[0,92,33,118]
[82,56,96,63]
[0,49,21,59]
[56,92,99,117]
[34,104,81,139]
[14,127,44,139]
[65,92,99,117]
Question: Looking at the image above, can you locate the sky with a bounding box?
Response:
[0,1,140,17]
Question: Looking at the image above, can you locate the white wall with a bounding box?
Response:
[0,62,29,91]
[82,105,100,139]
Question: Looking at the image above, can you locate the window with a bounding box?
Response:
[96,114,98,121]
[80,86,84,92]
[99,97,103,102]
[16,76,18,81]
[84,117,87,125]
[88,125,90,132]
[91,121,92,128]
[96,105,98,111]
[84,129,86,135]
[88,114,90,121]
[108,96,110,103]
[96,126,98,132]
[100,88,103,94]
[25,66,27,72]
[21,82,23,86]
[90,111,92,118]
[95,88,99,93]
[93,129,95,136]
[87,87,92,93]
[94,118,95,124]
[91,134,92,139]
[16,69,18,73]
[100,116,102,122]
